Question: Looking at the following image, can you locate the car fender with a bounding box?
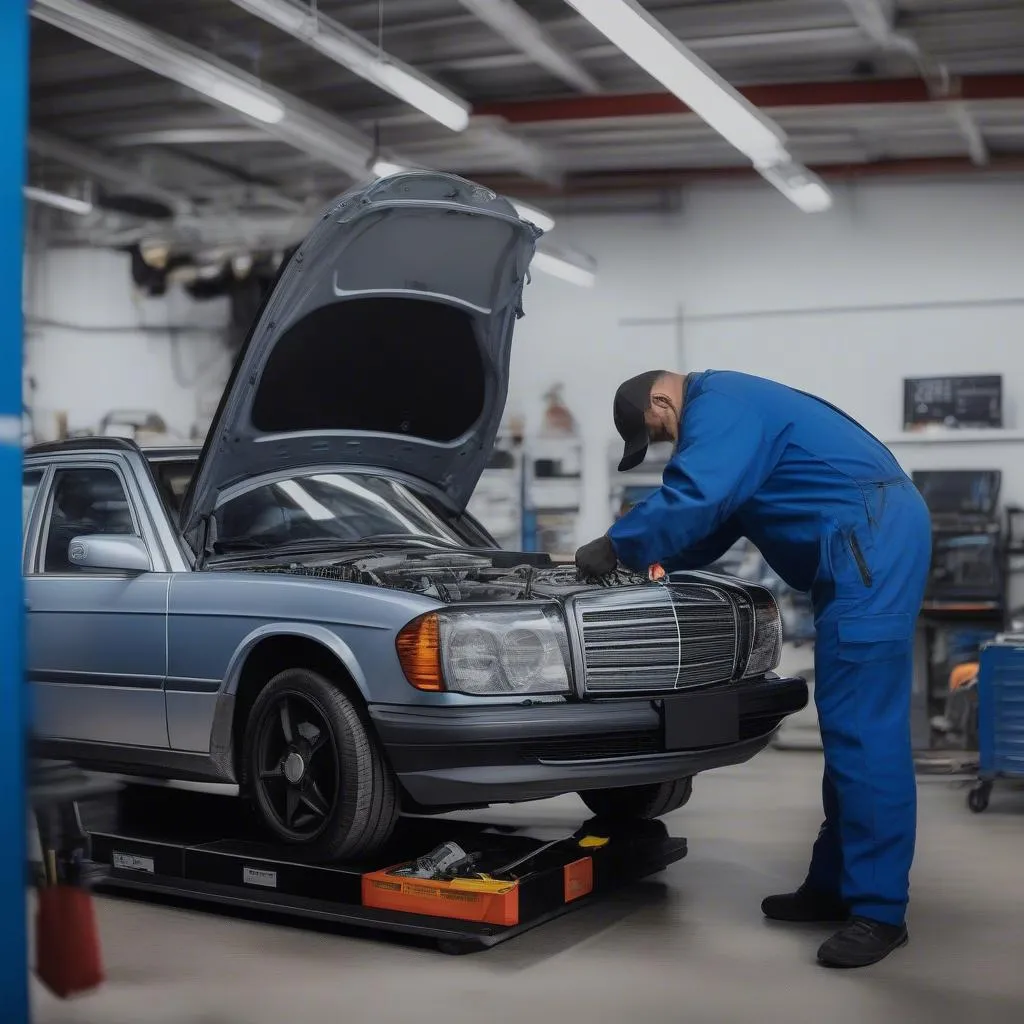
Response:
[220,622,371,702]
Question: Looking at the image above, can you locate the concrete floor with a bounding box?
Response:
[32,750,1024,1024]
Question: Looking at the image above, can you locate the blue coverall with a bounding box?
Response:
[608,370,932,926]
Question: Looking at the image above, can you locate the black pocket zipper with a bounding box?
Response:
[849,531,873,587]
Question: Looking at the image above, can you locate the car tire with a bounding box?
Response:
[578,777,693,820]
[242,667,398,861]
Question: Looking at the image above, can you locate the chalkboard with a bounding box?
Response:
[903,375,1002,430]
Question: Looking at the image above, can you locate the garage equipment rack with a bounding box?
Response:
[81,785,687,953]
[967,635,1024,812]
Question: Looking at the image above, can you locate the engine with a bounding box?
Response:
[244,550,651,602]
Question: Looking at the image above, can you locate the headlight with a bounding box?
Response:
[744,591,783,678]
[397,607,572,696]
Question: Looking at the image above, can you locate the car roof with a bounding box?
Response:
[26,438,200,461]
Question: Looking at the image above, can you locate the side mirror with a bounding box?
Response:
[68,535,151,574]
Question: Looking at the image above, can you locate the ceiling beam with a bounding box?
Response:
[840,0,897,48]
[455,0,599,93]
[32,0,381,180]
[27,129,195,213]
[106,127,269,147]
[474,155,1024,199]
[137,148,307,211]
[947,102,989,166]
[225,0,471,131]
[473,75,1024,123]
[839,1,990,164]
[223,0,557,180]
[33,0,558,185]
[839,0,948,92]
[422,26,867,76]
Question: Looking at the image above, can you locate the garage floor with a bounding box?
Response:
[32,750,1024,1024]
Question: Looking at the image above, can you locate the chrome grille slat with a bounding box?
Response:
[573,584,739,694]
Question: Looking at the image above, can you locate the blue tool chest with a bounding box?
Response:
[978,637,1024,778]
[969,636,1024,811]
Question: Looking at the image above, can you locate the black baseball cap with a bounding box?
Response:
[614,369,665,472]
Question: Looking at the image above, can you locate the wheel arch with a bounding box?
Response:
[216,624,371,780]
[223,623,369,700]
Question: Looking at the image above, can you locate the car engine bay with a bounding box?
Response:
[243,550,653,602]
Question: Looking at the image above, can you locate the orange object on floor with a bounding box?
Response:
[563,857,594,903]
[35,886,104,999]
[362,868,520,926]
[949,661,979,691]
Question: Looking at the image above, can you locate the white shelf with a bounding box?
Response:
[883,429,1024,446]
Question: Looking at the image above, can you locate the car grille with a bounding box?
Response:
[573,584,739,694]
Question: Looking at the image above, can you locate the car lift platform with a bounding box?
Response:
[82,785,687,954]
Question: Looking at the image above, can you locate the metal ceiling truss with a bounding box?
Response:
[455,0,600,93]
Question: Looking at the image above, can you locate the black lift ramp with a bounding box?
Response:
[83,786,687,953]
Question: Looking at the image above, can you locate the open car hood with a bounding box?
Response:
[179,172,540,544]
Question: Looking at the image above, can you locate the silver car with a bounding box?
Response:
[26,172,807,860]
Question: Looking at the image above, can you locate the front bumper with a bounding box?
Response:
[369,675,807,806]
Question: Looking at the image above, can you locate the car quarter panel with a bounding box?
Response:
[164,570,441,751]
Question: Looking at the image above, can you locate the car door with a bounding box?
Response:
[25,458,170,748]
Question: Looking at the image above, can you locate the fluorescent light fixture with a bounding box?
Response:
[372,62,470,132]
[32,0,382,180]
[229,0,471,131]
[33,0,286,125]
[783,180,833,214]
[561,0,788,167]
[510,200,555,233]
[758,162,834,214]
[200,77,284,124]
[23,185,93,216]
[532,250,596,288]
[372,159,410,179]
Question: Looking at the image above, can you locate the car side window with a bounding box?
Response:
[41,467,139,574]
[23,469,43,532]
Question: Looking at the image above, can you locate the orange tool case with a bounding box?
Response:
[362,854,595,927]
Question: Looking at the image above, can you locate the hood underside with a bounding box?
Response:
[180,172,540,543]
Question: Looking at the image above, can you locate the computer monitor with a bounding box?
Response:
[911,470,1001,517]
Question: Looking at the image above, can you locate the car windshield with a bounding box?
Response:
[211,471,485,553]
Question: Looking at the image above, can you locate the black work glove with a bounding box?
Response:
[575,535,618,578]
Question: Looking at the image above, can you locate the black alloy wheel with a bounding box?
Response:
[242,667,400,860]
[253,690,339,841]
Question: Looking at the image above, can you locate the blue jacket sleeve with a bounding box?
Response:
[608,390,781,572]
[660,516,742,573]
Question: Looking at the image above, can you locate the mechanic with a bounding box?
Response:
[575,369,931,969]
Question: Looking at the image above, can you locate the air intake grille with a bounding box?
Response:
[574,584,738,694]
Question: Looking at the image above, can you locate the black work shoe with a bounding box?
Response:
[761,885,849,923]
[817,917,909,968]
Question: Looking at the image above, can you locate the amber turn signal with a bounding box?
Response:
[396,613,444,691]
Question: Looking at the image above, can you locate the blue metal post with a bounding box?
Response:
[0,4,30,1021]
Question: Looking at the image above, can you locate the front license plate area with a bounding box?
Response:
[663,690,740,750]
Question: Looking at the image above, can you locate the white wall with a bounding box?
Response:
[24,248,232,442]
[509,176,1024,539]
